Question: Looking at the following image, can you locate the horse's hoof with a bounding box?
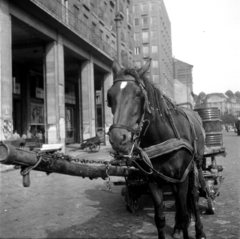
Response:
[172,229,182,239]
[196,233,206,239]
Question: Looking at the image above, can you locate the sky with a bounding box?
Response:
[164,0,240,95]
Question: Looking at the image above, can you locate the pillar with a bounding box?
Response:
[81,57,95,139]
[103,72,113,145]
[45,35,65,150]
[0,0,12,140]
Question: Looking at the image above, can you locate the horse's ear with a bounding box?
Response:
[112,60,122,79]
[137,58,152,77]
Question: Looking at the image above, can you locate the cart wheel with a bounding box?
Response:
[124,186,139,213]
[206,196,215,214]
[88,143,100,153]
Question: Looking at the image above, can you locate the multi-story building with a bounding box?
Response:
[133,0,174,98]
[173,58,193,104]
[0,0,133,149]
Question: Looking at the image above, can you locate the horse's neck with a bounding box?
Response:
[140,116,175,148]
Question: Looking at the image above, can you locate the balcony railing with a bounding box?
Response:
[31,0,116,59]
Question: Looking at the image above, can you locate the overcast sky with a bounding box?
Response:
[164,0,240,95]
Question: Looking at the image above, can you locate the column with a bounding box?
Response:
[0,0,12,140]
[45,35,65,150]
[81,57,95,139]
[103,72,113,145]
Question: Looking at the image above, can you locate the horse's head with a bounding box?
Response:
[107,59,152,154]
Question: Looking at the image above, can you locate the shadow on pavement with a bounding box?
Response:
[45,183,177,239]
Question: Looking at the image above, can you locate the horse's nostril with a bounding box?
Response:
[121,134,127,145]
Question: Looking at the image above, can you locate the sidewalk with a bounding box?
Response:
[65,143,114,161]
[0,143,114,173]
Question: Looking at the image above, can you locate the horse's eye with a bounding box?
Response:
[135,91,141,98]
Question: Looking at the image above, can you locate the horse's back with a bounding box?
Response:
[180,107,205,157]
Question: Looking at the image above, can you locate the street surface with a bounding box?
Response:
[0,132,239,239]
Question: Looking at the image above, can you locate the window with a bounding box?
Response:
[152,60,158,68]
[151,16,157,26]
[62,0,69,24]
[143,46,149,57]
[100,30,103,39]
[142,16,148,28]
[152,45,158,53]
[153,74,159,83]
[134,47,140,55]
[133,5,140,13]
[142,32,149,43]
[106,35,110,44]
[151,31,157,39]
[142,4,148,13]
[134,18,139,26]
[84,14,88,25]
[151,3,157,11]
[134,33,140,41]
[92,22,97,33]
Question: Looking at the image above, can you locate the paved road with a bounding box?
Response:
[0,132,239,238]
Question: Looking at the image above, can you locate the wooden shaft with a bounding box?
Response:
[0,142,139,179]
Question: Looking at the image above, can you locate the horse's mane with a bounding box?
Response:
[118,67,178,122]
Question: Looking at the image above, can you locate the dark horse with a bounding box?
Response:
[107,59,206,239]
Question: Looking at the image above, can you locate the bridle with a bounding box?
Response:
[108,70,151,147]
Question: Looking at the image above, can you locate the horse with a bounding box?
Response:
[107,58,206,239]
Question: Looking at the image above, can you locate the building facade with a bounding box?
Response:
[173,58,193,105]
[195,93,240,118]
[133,0,174,98]
[0,0,133,150]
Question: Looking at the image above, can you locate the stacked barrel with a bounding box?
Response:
[195,108,223,148]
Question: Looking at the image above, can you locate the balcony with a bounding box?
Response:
[31,0,116,59]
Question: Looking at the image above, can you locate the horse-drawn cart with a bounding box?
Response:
[79,135,101,153]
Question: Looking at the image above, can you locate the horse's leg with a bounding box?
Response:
[189,170,206,239]
[148,181,166,239]
[172,185,182,239]
[175,176,191,239]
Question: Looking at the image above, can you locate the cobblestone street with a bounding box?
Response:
[0,131,239,239]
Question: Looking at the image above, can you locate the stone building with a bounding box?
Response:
[0,0,134,149]
[133,0,174,98]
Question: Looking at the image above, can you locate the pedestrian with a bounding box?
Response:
[12,130,20,140]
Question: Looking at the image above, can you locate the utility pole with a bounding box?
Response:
[114,0,121,64]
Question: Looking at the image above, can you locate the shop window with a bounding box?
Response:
[65,82,76,104]
[30,72,44,99]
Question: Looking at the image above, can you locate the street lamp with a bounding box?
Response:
[114,0,122,64]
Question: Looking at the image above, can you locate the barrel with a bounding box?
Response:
[195,108,223,147]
